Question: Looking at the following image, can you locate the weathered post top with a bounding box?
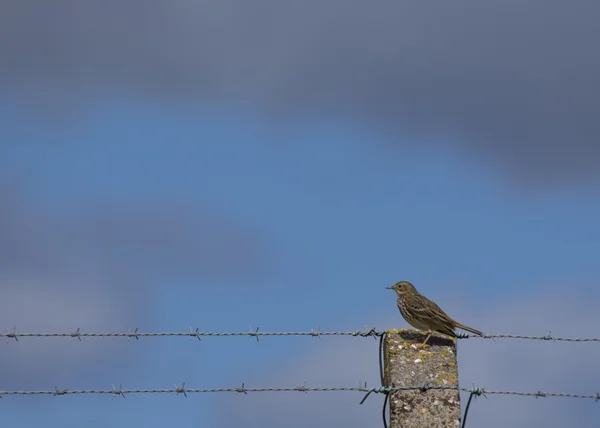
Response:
[384,329,461,427]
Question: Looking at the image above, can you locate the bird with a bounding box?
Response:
[386,280,482,347]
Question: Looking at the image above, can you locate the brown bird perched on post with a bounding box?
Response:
[386,280,482,347]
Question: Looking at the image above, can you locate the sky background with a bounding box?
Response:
[1,2,600,427]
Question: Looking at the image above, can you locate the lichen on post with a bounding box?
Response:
[384,329,461,427]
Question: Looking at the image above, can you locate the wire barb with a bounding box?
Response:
[112,384,126,398]
[541,331,556,341]
[175,383,187,397]
[53,387,68,396]
[6,326,18,342]
[70,328,82,341]
[363,327,379,339]
[295,383,308,393]
[188,327,201,342]
[248,326,261,342]
[128,328,139,341]
[469,387,485,397]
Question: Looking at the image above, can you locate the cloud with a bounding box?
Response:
[1,1,600,182]
[215,285,600,427]
[0,179,265,387]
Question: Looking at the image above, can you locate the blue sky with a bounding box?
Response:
[1,98,599,427]
[1,3,600,426]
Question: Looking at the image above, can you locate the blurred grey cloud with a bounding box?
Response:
[215,285,600,427]
[1,1,599,182]
[0,178,265,387]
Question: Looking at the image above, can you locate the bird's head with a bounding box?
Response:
[385,281,415,294]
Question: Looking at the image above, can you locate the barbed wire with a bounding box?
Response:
[460,333,600,342]
[0,326,380,341]
[0,383,597,401]
[2,328,596,428]
[1,326,599,342]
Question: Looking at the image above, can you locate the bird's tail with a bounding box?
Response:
[453,322,482,336]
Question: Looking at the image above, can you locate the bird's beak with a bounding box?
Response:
[385,285,394,290]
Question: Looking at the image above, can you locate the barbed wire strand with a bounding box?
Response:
[2,327,599,342]
[0,327,381,341]
[460,333,600,342]
[0,384,597,401]
[1,383,597,428]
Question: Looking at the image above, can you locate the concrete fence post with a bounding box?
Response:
[384,329,461,427]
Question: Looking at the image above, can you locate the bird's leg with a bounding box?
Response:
[420,330,433,348]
